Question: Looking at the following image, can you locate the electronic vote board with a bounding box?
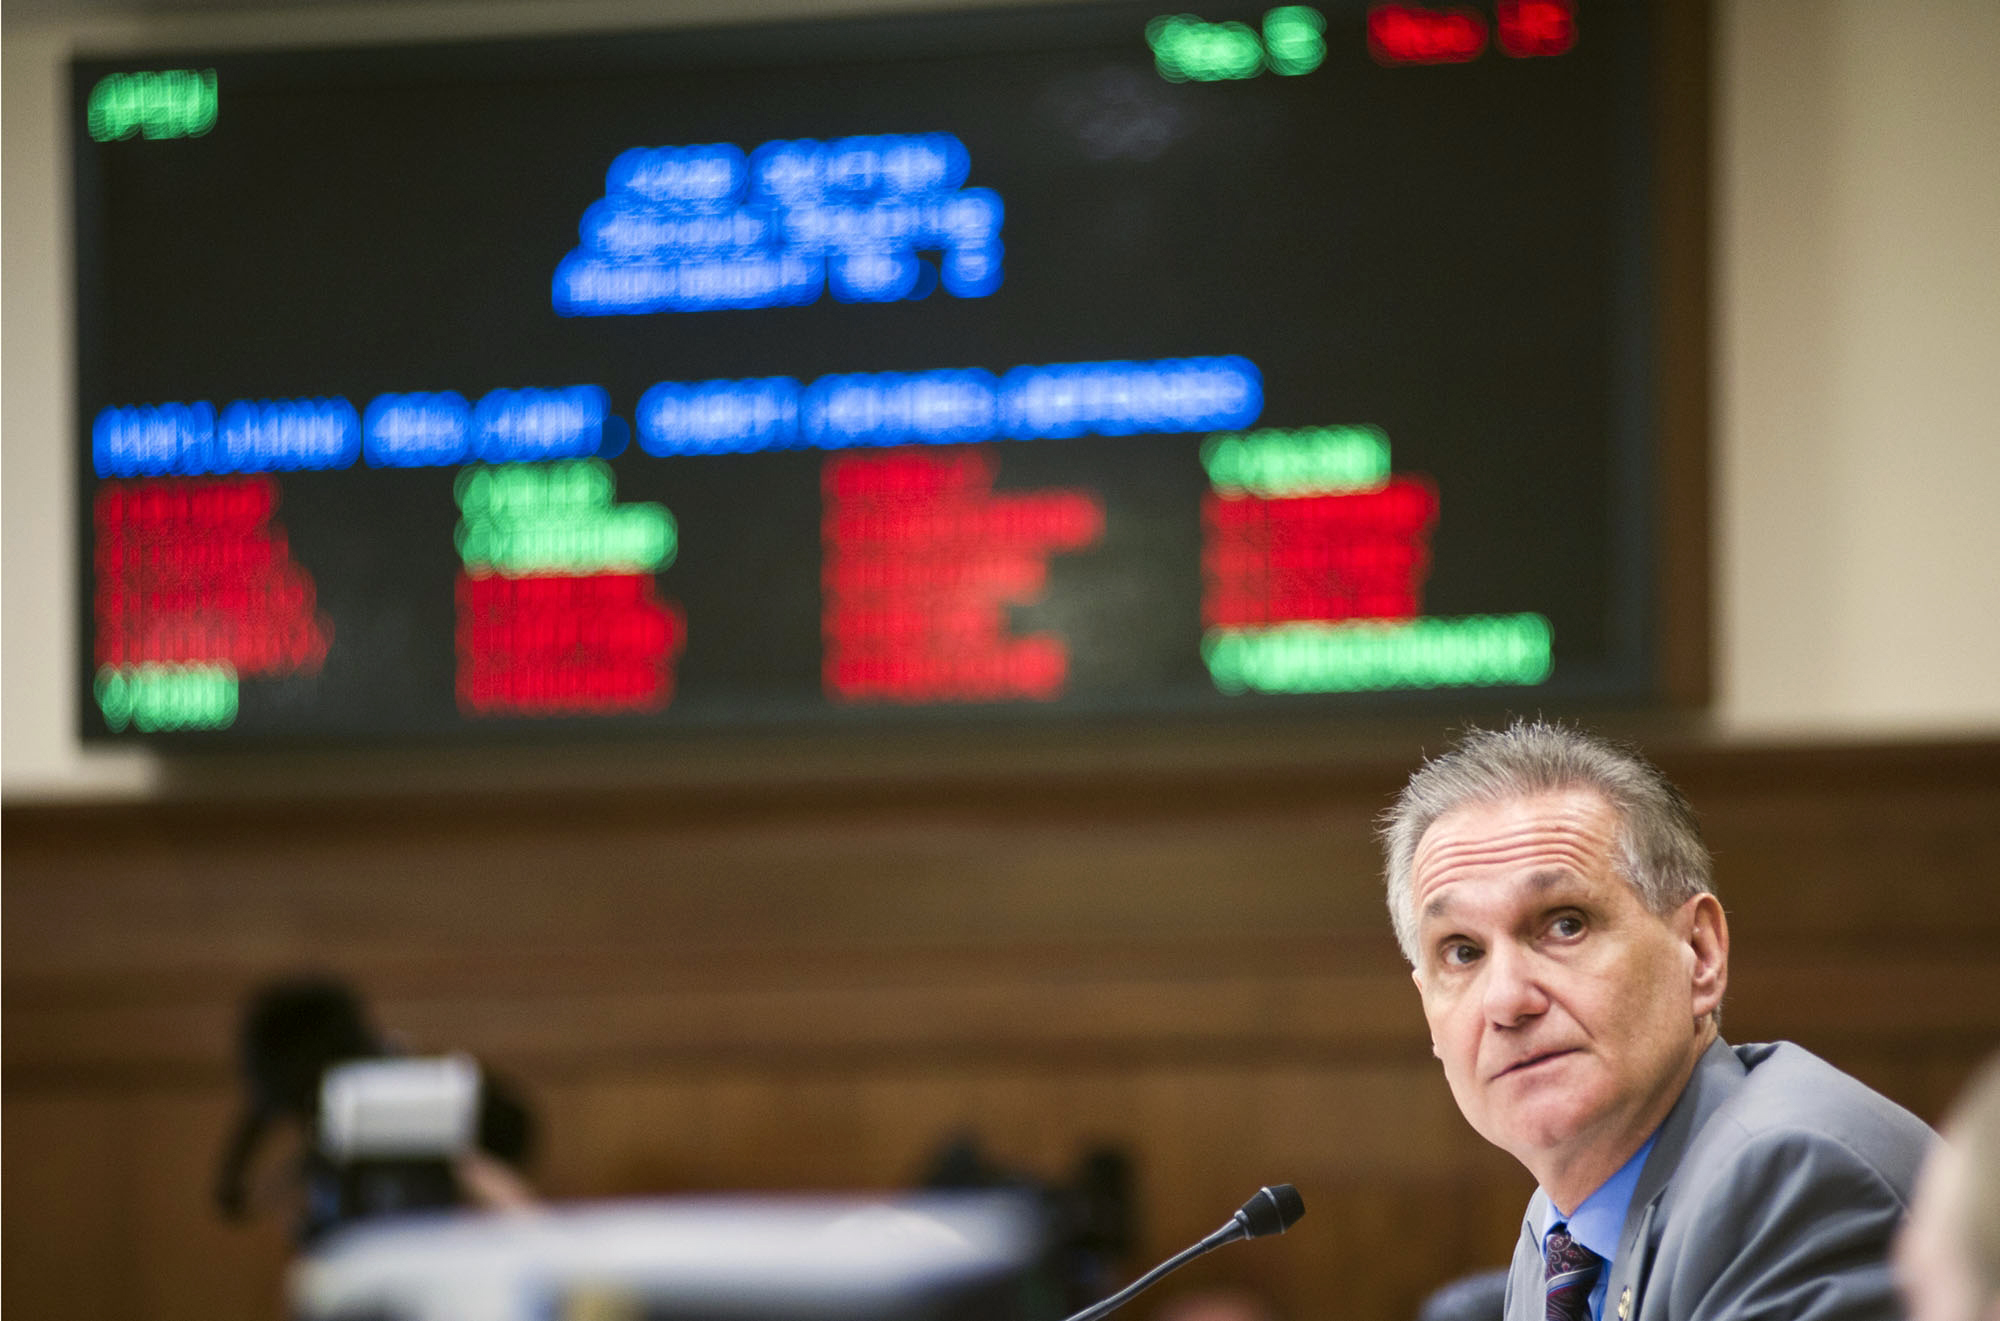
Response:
[73,0,1666,744]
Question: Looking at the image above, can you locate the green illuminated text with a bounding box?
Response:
[455,460,675,575]
[95,663,239,732]
[1202,614,1553,694]
[88,69,218,142]
[1202,425,1391,496]
[1148,7,1326,82]
[1261,6,1328,75]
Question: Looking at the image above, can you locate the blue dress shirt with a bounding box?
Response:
[1535,1131,1659,1321]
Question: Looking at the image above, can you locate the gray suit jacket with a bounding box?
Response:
[1504,1039,1933,1321]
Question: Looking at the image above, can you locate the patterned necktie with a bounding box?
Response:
[1544,1223,1604,1321]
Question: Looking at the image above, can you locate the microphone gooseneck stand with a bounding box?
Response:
[1059,1184,1306,1321]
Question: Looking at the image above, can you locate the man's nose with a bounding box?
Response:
[1481,942,1550,1025]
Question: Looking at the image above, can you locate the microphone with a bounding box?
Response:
[1059,1184,1305,1321]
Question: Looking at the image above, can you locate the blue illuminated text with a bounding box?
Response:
[637,356,1261,454]
[554,133,1004,316]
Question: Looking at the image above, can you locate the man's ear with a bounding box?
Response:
[1682,892,1728,1019]
[1409,968,1442,1057]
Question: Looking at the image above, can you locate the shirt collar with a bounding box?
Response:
[1536,1130,1659,1262]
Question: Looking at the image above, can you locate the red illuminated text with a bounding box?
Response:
[1368,5,1488,65]
[822,448,1104,704]
[455,571,685,716]
[1202,478,1440,627]
[1497,0,1577,58]
[93,476,332,672]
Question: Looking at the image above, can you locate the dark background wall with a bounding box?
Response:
[8,739,1998,1321]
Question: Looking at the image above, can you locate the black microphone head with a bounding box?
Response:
[1233,1184,1305,1238]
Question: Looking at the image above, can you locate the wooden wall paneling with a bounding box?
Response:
[128,1089,293,1321]
[532,1074,715,1198]
[1701,781,2000,944]
[3,1093,133,1321]
[4,1088,296,1321]
[0,788,1394,997]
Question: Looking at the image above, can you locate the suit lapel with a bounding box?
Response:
[1604,1198,1656,1321]
[1609,1037,1750,1319]
[1507,1195,1549,1321]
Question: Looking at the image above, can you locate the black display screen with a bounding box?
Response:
[73,0,1663,742]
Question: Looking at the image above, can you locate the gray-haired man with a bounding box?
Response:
[1383,721,1933,1321]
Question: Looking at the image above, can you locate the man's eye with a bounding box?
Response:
[1441,942,1480,966]
[1550,915,1585,939]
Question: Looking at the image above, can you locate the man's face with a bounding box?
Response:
[1408,789,1723,1206]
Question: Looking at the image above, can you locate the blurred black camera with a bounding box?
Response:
[214,976,533,1246]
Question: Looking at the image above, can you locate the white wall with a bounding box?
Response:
[7,0,1999,800]
[3,23,160,797]
[1716,0,2000,737]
